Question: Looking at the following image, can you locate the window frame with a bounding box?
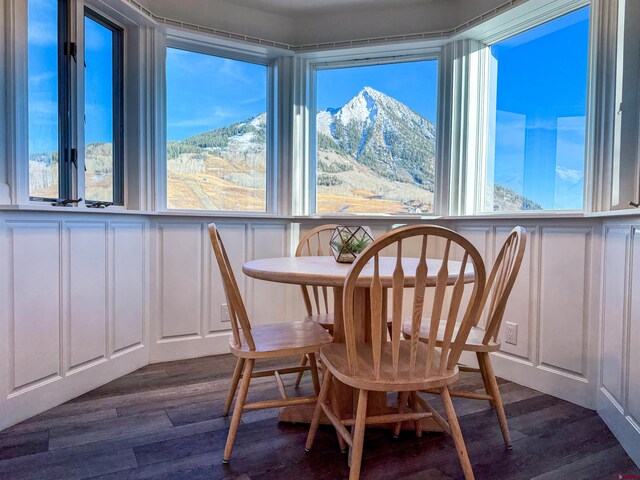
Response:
[26,0,72,202]
[83,7,125,206]
[451,0,593,217]
[305,49,442,218]
[162,35,278,215]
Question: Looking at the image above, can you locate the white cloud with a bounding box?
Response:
[555,166,583,184]
[168,107,235,128]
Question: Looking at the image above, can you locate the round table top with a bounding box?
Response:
[242,255,475,288]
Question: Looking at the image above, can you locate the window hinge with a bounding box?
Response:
[64,42,77,62]
[51,198,83,207]
[70,148,81,170]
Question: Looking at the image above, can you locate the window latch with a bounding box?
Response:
[70,148,79,170]
[51,198,83,207]
[64,42,77,63]
[86,201,113,209]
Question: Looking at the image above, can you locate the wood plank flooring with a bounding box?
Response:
[0,354,638,479]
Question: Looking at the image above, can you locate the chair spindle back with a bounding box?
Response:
[208,223,255,351]
[480,226,527,344]
[343,225,486,379]
[295,224,340,317]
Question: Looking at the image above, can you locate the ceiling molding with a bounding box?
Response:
[122,0,529,52]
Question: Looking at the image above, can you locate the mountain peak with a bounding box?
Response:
[360,86,386,100]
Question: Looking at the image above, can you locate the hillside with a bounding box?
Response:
[164,87,538,212]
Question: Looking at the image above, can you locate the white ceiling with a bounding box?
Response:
[226,0,439,18]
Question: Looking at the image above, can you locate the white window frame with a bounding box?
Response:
[300,45,443,218]
[449,0,594,217]
[160,33,281,215]
[4,0,155,211]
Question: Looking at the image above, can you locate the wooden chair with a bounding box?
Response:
[305,225,486,480]
[209,224,333,464]
[293,224,339,388]
[403,226,526,448]
[296,224,340,331]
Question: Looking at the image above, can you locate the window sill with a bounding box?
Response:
[0,204,150,215]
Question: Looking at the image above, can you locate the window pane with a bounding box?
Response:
[166,49,267,211]
[84,15,116,203]
[485,7,589,211]
[315,60,438,214]
[28,0,59,199]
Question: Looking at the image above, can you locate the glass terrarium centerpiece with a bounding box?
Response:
[329,226,374,263]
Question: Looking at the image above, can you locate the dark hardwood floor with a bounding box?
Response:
[0,354,638,479]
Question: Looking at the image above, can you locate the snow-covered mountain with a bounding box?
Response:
[316,87,436,190]
[168,86,539,212]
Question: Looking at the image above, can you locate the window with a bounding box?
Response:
[28,0,65,200]
[483,7,590,212]
[84,10,124,205]
[27,1,124,205]
[314,60,438,215]
[165,48,268,212]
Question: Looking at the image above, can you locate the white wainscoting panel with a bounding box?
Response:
[598,223,640,466]
[209,224,246,333]
[112,222,146,353]
[67,222,107,370]
[628,229,640,427]
[495,226,536,361]
[0,213,150,432]
[159,223,203,340]
[538,227,592,377]
[8,221,61,392]
[601,226,629,404]
[150,219,292,363]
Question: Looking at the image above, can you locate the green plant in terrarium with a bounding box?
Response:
[329,226,374,263]
[329,235,370,254]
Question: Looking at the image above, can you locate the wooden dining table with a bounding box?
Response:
[243,255,475,432]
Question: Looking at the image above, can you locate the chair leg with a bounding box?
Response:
[349,389,369,480]
[441,386,474,480]
[223,358,254,463]
[294,354,308,388]
[308,353,321,395]
[305,369,333,452]
[329,381,348,453]
[411,391,422,438]
[393,391,409,438]
[476,352,494,407]
[480,352,511,448]
[223,357,245,416]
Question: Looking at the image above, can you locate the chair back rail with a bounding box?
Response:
[295,224,340,316]
[343,225,486,379]
[209,224,255,351]
[481,226,527,344]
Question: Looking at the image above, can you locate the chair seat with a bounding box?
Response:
[402,318,501,352]
[320,341,459,392]
[305,313,335,330]
[231,321,332,359]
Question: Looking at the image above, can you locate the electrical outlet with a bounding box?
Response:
[221,304,231,323]
[505,322,517,345]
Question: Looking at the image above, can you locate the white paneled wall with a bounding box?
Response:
[1,210,639,466]
[149,219,297,363]
[493,224,600,408]
[0,212,149,431]
[599,222,640,466]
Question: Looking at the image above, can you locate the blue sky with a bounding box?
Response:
[28,0,58,155]
[490,6,589,209]
[317,60,438,123]
[28,0,115,154]
[85,17,114,147]
[166,48,267,141]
